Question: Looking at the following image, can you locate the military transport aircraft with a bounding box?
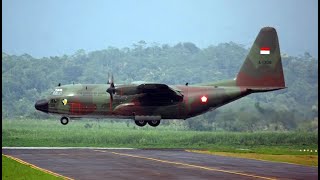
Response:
[35,27,286,127]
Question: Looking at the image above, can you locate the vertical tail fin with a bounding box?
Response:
[236,27,285,89]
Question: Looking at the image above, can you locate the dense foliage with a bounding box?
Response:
[2,41,318,131]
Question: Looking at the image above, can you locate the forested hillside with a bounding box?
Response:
[2,41,318,131]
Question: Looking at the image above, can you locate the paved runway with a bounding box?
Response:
[2,148,318,180]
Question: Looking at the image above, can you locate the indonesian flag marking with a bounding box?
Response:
[260,47,270,55]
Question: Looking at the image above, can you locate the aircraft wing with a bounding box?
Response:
[137,83,182,97]
[134,83,183,105]
[114,83,183,104]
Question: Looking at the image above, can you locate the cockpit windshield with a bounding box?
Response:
[52,88,63,95]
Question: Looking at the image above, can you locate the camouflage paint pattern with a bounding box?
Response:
[35,27,286,123]
[42,83,249,120]
[236,27,285,88]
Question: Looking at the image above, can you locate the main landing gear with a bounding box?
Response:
[135,120,147,127]
[148,120,161,127]
[60,116,69,125]
[134,120,161,127]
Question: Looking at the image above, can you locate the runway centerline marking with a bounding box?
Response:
[94,150,277,180]
[3,154,74,180]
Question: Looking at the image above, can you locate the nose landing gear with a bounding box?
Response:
[60,117,69,125]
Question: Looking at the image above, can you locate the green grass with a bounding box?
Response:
[2,155,62,180]
[188,150,318,167]
[2,119,318,151]
[191,145,319,155]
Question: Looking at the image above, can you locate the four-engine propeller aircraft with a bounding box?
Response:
[35,27,286,127]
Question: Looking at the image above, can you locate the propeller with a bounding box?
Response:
[106,73,116,102]
[107,73,111,84]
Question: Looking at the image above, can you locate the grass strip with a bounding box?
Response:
[187,150,318,167]
[2,155,65,180]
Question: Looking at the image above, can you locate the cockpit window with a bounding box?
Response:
[52,88,63,95]
[50,99,57,103]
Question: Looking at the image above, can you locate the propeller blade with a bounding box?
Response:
[107,72,111,84]
[110,74,114,88]
[107,73,115,111]
[107,73,115,94]
[110,94,113,101]
[109,93,113,111]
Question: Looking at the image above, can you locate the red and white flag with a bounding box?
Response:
[260,47,270,55]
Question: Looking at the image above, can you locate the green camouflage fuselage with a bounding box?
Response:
[47,81,248,119]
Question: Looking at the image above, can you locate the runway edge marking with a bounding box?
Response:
[94,150,277,180]
[3,154,74,180]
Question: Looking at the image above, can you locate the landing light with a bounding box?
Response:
[201,96,207,103]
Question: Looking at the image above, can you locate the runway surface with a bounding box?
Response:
[2,148,318,180]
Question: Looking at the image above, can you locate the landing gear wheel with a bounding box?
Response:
[60,117,69,125]
[135,120,147,127]
[148,120,161,127]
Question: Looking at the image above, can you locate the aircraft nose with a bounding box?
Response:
[35,99,49,113]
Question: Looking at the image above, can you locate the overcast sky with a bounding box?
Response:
[2,0,318,58]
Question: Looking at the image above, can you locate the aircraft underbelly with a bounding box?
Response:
[113,103,185,119]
